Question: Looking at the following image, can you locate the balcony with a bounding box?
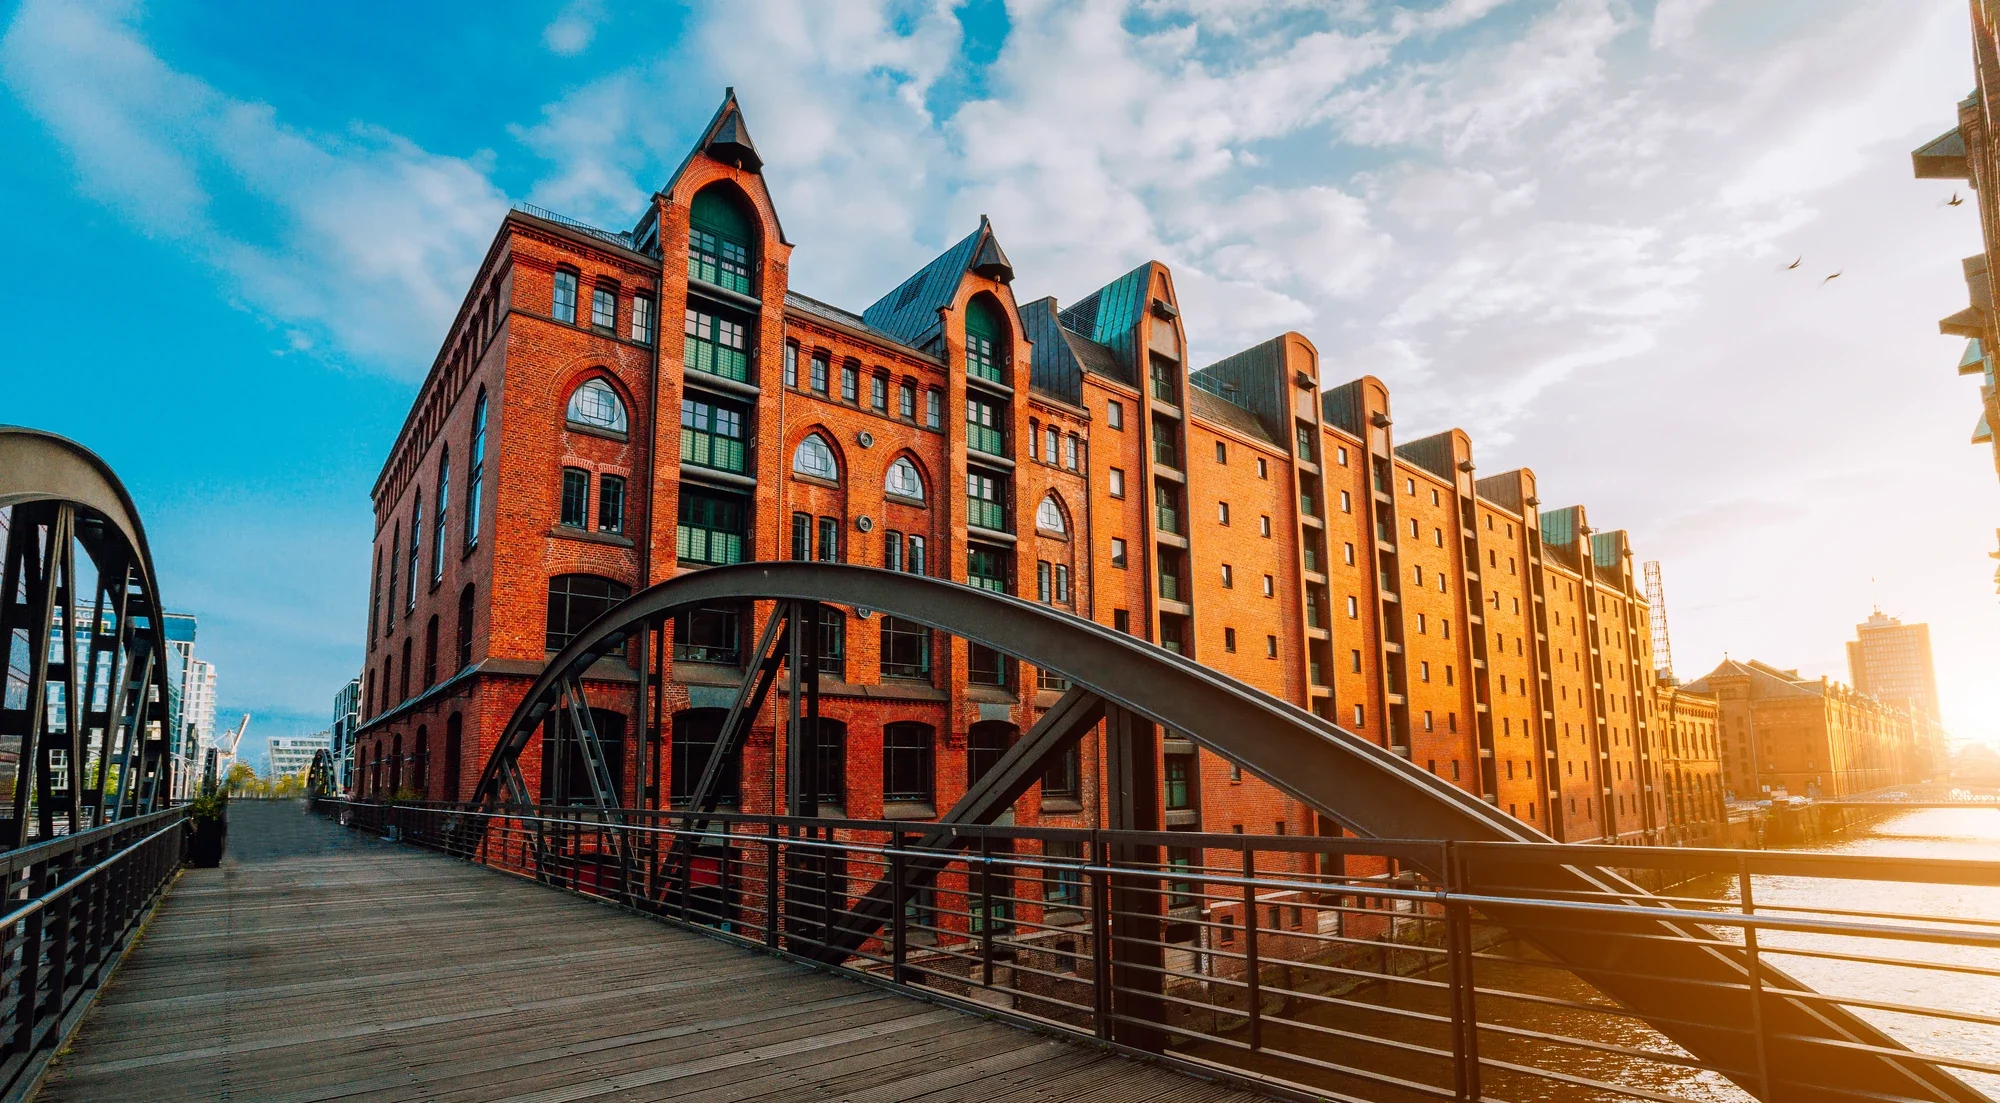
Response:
[680,429,746,474]
[684,335,749,384]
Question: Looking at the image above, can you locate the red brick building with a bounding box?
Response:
[354,91,1724,847]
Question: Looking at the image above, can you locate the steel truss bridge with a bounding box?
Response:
[4,429,1998,1103]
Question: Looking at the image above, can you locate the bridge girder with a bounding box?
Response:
[469,562,1984,1103]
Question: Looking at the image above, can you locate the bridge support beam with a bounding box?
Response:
[1104,704,1166,1052]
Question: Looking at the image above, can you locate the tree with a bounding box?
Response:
[224,762,259,797]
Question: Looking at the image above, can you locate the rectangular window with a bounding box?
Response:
[1346,596,1359,618]
[906,535,926,576]
[1043,425,1059,464]
[785,342,798,388]
[1262,574,1274,597]
[927,388,943,427]
[1224,627,1237,652]
[591,285,616,329]
[788,512,811,561]
[967,471,1006,532]
[810,352,829,394]
[899,381,916,418]
[631,295,655,344]
[1038,560,1052,602]
[1063,435,1078,470]
[1043,840,1083,907]
[684,308,750,382]
[817,516,840,562]
[597,474,625,534]
[552,270,578,323]
[1110,538,1127,568]
[880,617,931,679]
[1340,490,1352,513]
[1344,542,1356,565]
[676,490,746,566]
[1221,564,1233,588]
[968,546,1008,592]
[1054,564,1070,603]
[673,604,741,664]
[1256,457,1268,479]
[1260,515,1271,537]
[871,374,888,411]
[1217,501,1230,526]
[1114,609,1130,633]
[1107,399,1123,429]
[1353,703,1365,728]
[966,396,1005,455]
[560,468,590,528]
[688,227,752,294]
[680,397,747,473]
[885,531,903,572]
[1109,468,1125,498]
[1266,635,1278,658]
[1164,754,1195,810]
[841,362,859,402]
[1338,446,1349,466]
[968,642,1007,686]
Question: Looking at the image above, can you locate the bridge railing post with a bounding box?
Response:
[978,834,995,990]
[765,825,781,949]
[890,828,907,982]
[1090,833,1112,1041]
[1739,858,1772,1101]
[1443,841,1481,1102]
[1240,842,1261,1052]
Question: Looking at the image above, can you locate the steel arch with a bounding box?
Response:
[0,426,178,837]
[471,562,1981,1103]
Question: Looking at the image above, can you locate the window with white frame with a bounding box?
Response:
[792,434,838,482]
[567,378,629,433]
[885,457,925,502]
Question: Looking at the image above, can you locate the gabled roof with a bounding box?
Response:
[658,89,787,245]
[1059,262,1153,378]
[1021,296,1133,404]
[1188,387,1275,445]
[1685,658,1819,699]
[863,216,1014,350]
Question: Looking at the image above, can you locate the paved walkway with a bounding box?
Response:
[37,801,1262,1103]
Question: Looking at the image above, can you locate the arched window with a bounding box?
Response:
[464,389,486,551]
[882,722,934,805]
[423,615,439,689]
[443,713,463,802]
[967,721,1017,788]
[456,584,475,670]
[671,708,741,808]
[689,186,756,294]
[431,447,450,583]
[414,725,430,794]
[566,378,628,433]
[964,296,1008,384]
[1036,494,1067,536]
[390,733,404,794]
[399,637,412,701]
[792,433,838,482]
[884,457,925,502]
[545,574,631,650]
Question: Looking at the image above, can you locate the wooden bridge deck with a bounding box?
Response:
[36,801,1265,1103]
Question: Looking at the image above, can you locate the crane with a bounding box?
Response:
[215,714,250,775]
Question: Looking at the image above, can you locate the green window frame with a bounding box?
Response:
[684,308,750,382]
[967,472,1006,533]
[968,545,1008,593]
[964,297,1006,384]
[688,189,754,294]
[680,397,746,473]
[966,396,1004,457]
[677,490,746,566]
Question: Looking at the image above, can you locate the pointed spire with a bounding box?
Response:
[703,88,762,173]
[970,214,1014,283]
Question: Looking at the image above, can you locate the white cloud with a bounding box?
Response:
[543,0,605,56]
[1,0,506,374]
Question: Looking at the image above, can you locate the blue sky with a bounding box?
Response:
[4,0,1998,762]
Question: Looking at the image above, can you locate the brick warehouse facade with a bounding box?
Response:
[354,91,1771,849]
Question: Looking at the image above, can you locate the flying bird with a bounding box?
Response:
[1949,192,1966,207]
[1823,271,1842,284]
[1785,256,1801,270]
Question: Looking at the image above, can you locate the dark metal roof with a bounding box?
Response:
[1320,379,1368,437]
[862,216,1011,349]
[785,291,937,361]
[1020,297,1082,403]
[1395,432,1460,483]
[1059,262,1152,379]
[1192,336,1292,443]
[1187,387,1275,445]
[1912,126,1970,180]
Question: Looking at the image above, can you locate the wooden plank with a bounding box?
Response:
[35,802,1272,1103]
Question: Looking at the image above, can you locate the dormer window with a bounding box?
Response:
[567,378,628,434]
[965,296,1006,384]
[689,186,754,295]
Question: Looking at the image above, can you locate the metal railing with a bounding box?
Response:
[317,800,2000,1103]
[0,807,186,1101]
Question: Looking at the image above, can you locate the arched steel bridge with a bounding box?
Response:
[460,562,1986,1103]
[0,426,179,838]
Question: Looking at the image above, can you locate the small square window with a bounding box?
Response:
[1110,538,1128,568]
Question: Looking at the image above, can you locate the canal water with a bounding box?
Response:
[1207,809,2000,1103]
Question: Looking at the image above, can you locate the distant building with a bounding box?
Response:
[269,733,332,779]
[330,677,361,794]
[1846,609,1943,722]
[1653,684,1727,845]
[162,613,201,801]
[1688,659,1932,800]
